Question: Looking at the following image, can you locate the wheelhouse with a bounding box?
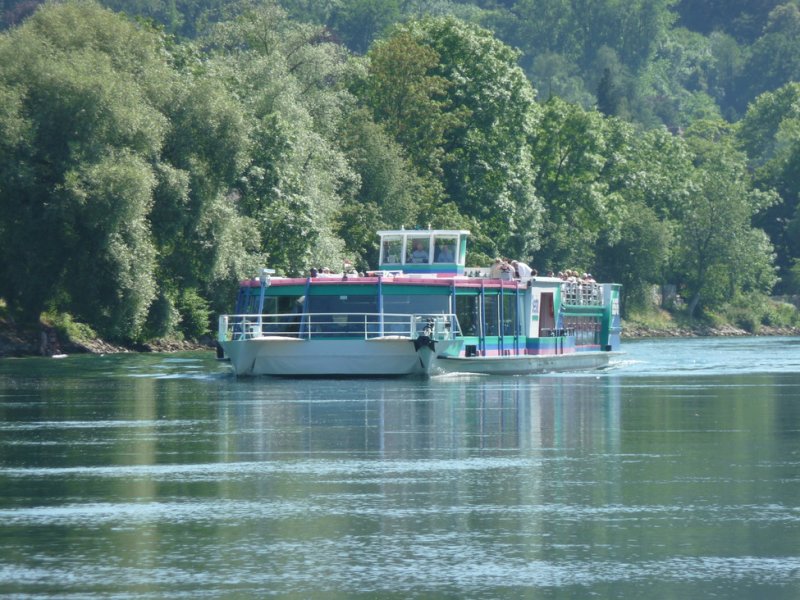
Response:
[377,229,469,275]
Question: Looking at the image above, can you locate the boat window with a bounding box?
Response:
[307,295,378,314]
[383,294,448,316]
[502,293,517,336]
[483,295,499,337]
[433,236,458,263]
[240,293,259,314]
[256,296,304,334]
[258,296,304,315]
[456,295,479,336]
[302,296,379,336]
[381,236,403,265]
[406,236,431,264]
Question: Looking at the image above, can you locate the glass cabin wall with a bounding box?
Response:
[455,289,522,356]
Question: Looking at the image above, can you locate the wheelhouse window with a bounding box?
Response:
[406,236,431,264]
[381,236,403,265]
[433,236,458,263]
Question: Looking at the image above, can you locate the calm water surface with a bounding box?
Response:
[1,337,800,598]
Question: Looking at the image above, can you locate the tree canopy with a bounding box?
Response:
[0,0,796,341]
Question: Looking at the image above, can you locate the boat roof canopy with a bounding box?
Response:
[377,229,470,275]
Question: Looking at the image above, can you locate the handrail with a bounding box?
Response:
[218,312,462,342]
[561,282,603,306]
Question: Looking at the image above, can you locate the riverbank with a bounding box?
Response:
[622,321,800,339]
[622,303,800,339]
[0,316,212,358]
[2,315,798,359]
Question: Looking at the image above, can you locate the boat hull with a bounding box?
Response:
[221,335,619,377]
[221,336,461,377]
[433,351,621,375]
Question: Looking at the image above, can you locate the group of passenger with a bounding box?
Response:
[308,265,365,279]
[558,269,596,283]
[485,261,600,288]
[560,270,602,305]
[305,258,597,286]
[489,258,538,281]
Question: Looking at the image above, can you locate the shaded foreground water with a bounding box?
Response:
[1,337,800,598]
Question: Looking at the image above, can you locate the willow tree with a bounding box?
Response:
[0,1,261,339]
[0,1,165,336]
[204,0,355,275]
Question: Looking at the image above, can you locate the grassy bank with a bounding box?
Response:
[0,303,211,358]
[623,296,800,339]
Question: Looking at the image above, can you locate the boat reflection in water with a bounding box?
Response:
[216,375,621,459]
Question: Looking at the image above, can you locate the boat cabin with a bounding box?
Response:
[220,228,621,371]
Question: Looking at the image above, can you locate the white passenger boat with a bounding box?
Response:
[218,229,622,376]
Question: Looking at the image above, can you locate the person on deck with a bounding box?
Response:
[511,260,532,279]
[490,258,503,278]
[499,260,514,281]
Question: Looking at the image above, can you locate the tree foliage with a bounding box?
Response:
[0,0,261,339]
[738,82,800,292]
[674,121,777,317]
[370,17,543,259]
[0,0,794,338]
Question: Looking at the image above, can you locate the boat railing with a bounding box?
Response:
[561,282,603,306]
[219,312,462,342]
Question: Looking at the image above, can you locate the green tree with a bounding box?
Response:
[330,0,401,55]
[674,120,777,318]
[738,82,800,292]
[394,16,543,259]
[0,1,263,339]
[205,0,355,274]
[530,52,593,106]
[359,30,457,179]
[596,121,690,307]
[531,97,618,271]
[596,202,672,312]
[675,0,786,42]
[596,67,622,117]
[335,108,439,268]
[0,1,166,336]
[736,3,800,114]
[151,72,261,328]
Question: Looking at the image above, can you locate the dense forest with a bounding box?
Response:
[1,0,799,344]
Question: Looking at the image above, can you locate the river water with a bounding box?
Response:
[1,337,800,599]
